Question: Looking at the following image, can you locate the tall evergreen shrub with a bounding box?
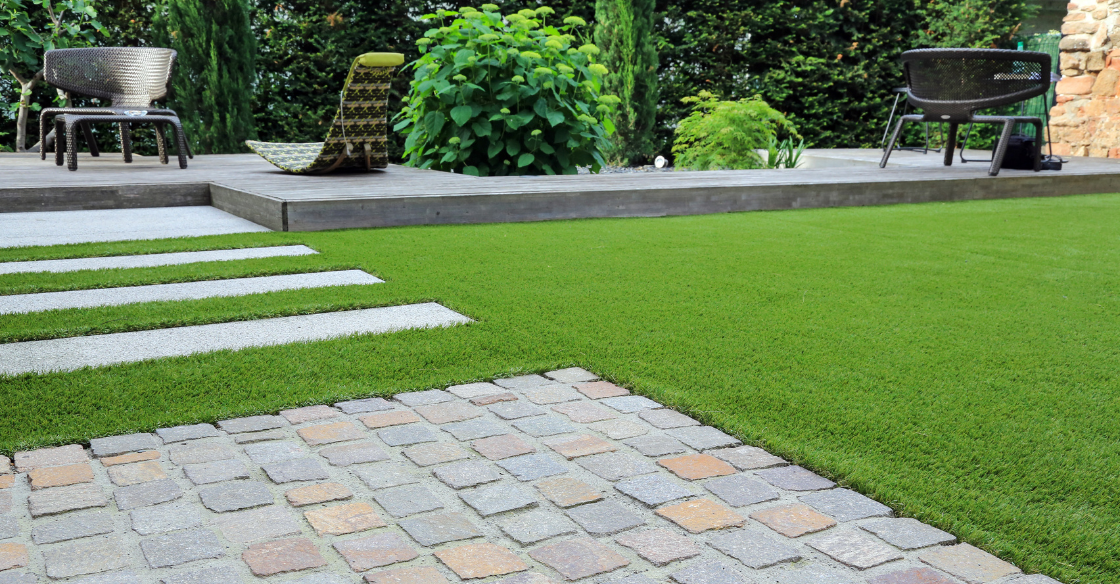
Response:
[154,0,256,154]
[594,0,658,164]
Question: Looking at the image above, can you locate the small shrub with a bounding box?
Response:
[671,91,799,171]
[394,5,619,176]
[764,135,806,169]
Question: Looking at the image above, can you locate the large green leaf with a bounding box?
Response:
[450,105,473,127]
[546,110,565,127]
[517,152,535,167]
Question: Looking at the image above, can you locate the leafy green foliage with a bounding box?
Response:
[594,0,658,165]
[394,5,618,176]
[919,0,1038,48]
[765,135,805,169]
[672,91,797,171]
[153,0,256,154]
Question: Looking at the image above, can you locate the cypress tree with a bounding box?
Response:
[594,0,659,165]
[155,0,256,154]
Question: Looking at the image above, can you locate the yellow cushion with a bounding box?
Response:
[357,52,405,67]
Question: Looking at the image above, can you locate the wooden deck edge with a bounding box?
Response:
[0,182,211,213]
[209,183,287,232]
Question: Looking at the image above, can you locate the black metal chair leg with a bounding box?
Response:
[119,122,133,163]
[1032,119,1043,171]
[880,117,908,168]
[989,119,1016,176]
[81,123,100,157]
[943,123,958,166]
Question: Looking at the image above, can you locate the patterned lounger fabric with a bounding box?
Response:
[246,57,398,174]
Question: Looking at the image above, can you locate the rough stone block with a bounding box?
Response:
[213,505,301,543]
[600,396,662,413]
[432,460,502,489]
[669,560,750,584]
[29,483,109,516]
[799,488,892,522]
[535,477,603,508]
[567,500,645,535]
[232,429,287,444]
[656,499,745,534]
[168,443,234,465]
[511,416,577,437]
[106,460,167,486]
[860,518,956,550]
[709,529,801,569]
[399,511,484,546]
[867,567,959,584]
[544,434,618,459]
[42,536,128,578]
[280,405,340,424]
[318,441,390,466]
[615,528,702,566]
[576,452,657,481]
[589,419,649,440]
[436,542,528,579]
[333,532,418,571]
[709,446,786,470]
[304,502,386,536]
[378,425,439,447]
[394,389,455,406]
[488,402,545,420]
[0,570,37,584]
[496,453,568,481]
[704,474,779,507]
[198,480,273,512]
[528,537,630,581]
[639,409,700,429]
[286,482,353,506]
[447,382,507,399]
[755,465,835,491]
[602,575,659,584]
[523,386,583,405]
[615,474,693,507]
[217,415,286,434]
[140,528,225,568]
[101,450,160,467]
[360,411,422,429]
[242,538,327,576]
[160,566,242,584]
[154,424,220,444]
[471,392,519,406]
[371,484,444,518]
[0,456,8,474]
[365,567,451,584]
[574,381,630,399]
[750,503,836,538]
[442,418,510,441]
[624,434,688,457]
[659,454,736,480]
[664,427,740,451]
[0,476,11,490]
[335,397,395,414]
[415,401,484,424]
[498,509,578,544]
[129,502,203,535]
[460,482,538,516]
[28,462,94,489]
[545,367,599,383]
[90,433,160,458]
[0,544,28,572]
[244,441,306,465]
[353,462,419,490]
[13,444,87,472]
[808,530,903,570]
[402,442,469,466]
[473,434,536,460]
[919,543,1021,584]
[30,510,113,544]
[494,375,558,391]
[263,458,330,483]
[183,458,249,485]
[297,421,365,446]
[0,516,17,540]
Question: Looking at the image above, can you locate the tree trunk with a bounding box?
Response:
[14,78,36,152]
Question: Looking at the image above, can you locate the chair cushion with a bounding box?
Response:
[357,53,405,67]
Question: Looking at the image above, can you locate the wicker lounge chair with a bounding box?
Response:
[880,49,1051,176]
[246,52,404,173]
[39,47,192,168]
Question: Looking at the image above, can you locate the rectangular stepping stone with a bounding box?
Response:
[473,434,536,461]
[576,452,657,481]
[552,402,617,423]
[0,206,268,249]
[14,444,88,472]
[435,542,528,579]
[488,402,545,420]
[709,530,802,568]
[360,410,421,429]
[233,429,286,444]
[399,511,484,546]
[498,509,578,544]
[0,303,471,375]
[372,484,444,517]
[243,538,327,576]
[129,502,203,535]
[704,474,780,507]
[29,483,109,517]
[366,566,450,584]
[639,409,700,429]
[333,532,419,571]
[624,434,688,457]
[154,424,220,444]
[497,453,568,481]
[919,543,1022,583]
[0,245,317,275]
[460,483,538,516]
[710,446,787,470]
[442,418,510,441]
[212,505,301,543]
[90,433,160,458]
[750,503,836,537]
[535,477,603,508]
[528,537,630,581]
[318,441,390,466]
[403,442,469,466]
[575,381,630,399]
[42,536,129,578]
[471,392,519,406]
[567,500,645,535]
[160,566,243,584]
[304,501,386,536]
[0,517,17,540]
[511,416,576,437]
[669,560,750,584]
[447,382,508,399]
[286,482,353,506]
[198,480,273,512]
[664,427,741,451]
[807,530,904,570]
[493,375,559,391]
[281,404,341,424]
[659,454,737,480]
[244,441,306,465]
[867,567,958,584]
[656,499,745,533]
[799,488,892,522]
[335,397,395,414]
[263,458,330,483]
[755,465,835,491]
[354,463,420,490]
[77,570,144,584]
[29,462,94,489]
[378,425,439,446]
[600,396,663,413]
[859,517,956,550]
[415,401,484,424]
[432,460,502,489]
[0,270,382,315]
[545,367,599,383]
[523,386,583,405]
[615,474,694,507]
[774,564,861,584]
[394,389,455,407]
[168,443,235,465]
[0,542,24,572]
[615,528,702,566]
[30,511,113,544]
[589,419,649,440]
[297,421,365,446]
[183,459,250,485]
[544,434,618,459]
[218,415,286,434]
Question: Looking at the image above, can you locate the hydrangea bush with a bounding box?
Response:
[394,5,619,176]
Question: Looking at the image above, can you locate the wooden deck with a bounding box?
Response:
[2,149,1118,231]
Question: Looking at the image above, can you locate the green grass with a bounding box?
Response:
[2,194,1119,582]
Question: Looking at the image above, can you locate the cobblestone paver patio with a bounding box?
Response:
[0,369,1057,584]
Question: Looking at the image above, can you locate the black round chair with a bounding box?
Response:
[880,48,1051,176]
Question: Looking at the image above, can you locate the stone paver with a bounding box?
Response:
[286,482,353,506]
[670,560,750,584]
[161,566,242,584]
[574,381,629,399]
[576,452,657,481]
[234,430,286,443]
[808,530,904,570]
[29,483,109,516]
[551,402,616,423]
[333,532,418,571]
[298,421,365,445]
[616,528,701,566]
[432,460,502,489]
[529,537,630,580]
[30,511,113,544]
[395,389,456,406]
[335,397,395,414]
[544,434,618,459]
[435,542,528,579]
[415,401,484,424]
[750,503,836,537]
[615,474,694,507]
[305,502,386,536]
[494,375,559,391]
[512,416,577,437]
[365,566,451,584]
[600,396,662,413]
[656,499,745,533]
[155,423,220,443]
[263,457,330,483]
[443,418,509,440]
[169,443,234,465]
[378,425,439,447]
[624,434,687,456]
[710,446,787,470]
[90,433,161,458]
[183,458,248,485]
[868,567,960,584]
[639,409,700,429]
[919,543,1021,583]
[800,488,892,522]
[860,517,957,549]
[474,434,536,460]
[460,483,538,516]
[499,509,579,544]
[42,536,128,578]
[545,367,599,383]
[708,529,802,568]
[243,538,327,576]
[659,454,736,480]
[244,441,306,465]
[755,465,835,491]
[198,480,272,512]
[497,453,569,481]
[318,441,390,466]
[372,484,444,517]
[702,473,779,510]
[102,450,161,466]
[535,477,603,508]
[567,500,645,535]
[360,410,422,429]
[218,415,286,434]
[214,505,302,543]
[471,392,519,405]
[402,442,469,466]
[28,462,94,489]
[281,404,340,424]
[130,502,203,535]
[139,528,225,568]
[14,444,88,472]
[399,511,484,546]
[448,382,507,399]
[665,427,740,451]
[353,463,419,490]
[489,401,545,420]
[589,419,649,439]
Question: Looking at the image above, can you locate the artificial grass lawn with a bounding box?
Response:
[1,195,1118,582]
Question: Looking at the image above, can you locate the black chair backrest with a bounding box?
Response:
[902,48,1051,122]
[43,47,177,107]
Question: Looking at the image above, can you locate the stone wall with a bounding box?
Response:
[1050,0,1120,157]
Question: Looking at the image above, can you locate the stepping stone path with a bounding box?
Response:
[0,369,1054,583]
